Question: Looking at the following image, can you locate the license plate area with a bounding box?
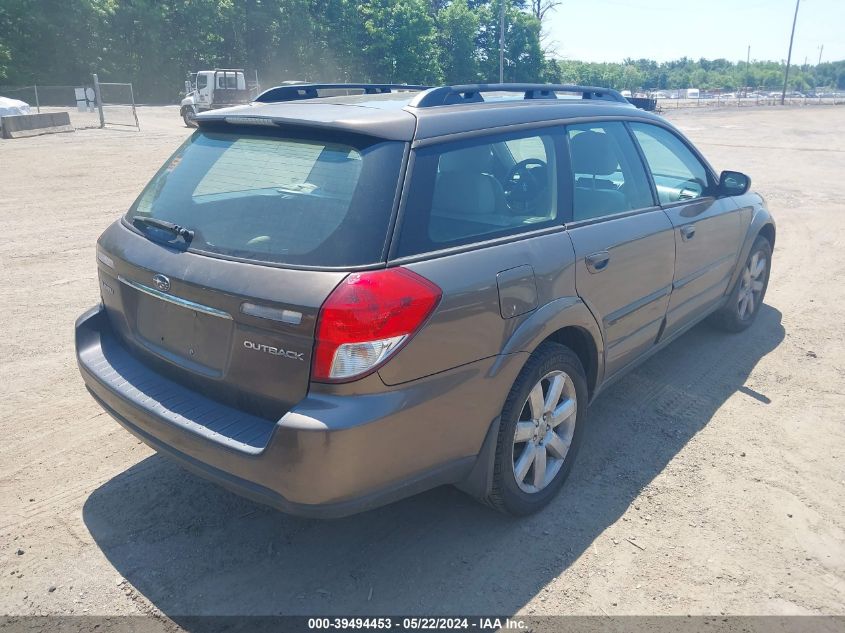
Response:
[135,291,233,376]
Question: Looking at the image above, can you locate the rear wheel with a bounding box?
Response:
[182,107,198,128]
[487,342,588,516]
[710,235,771,332]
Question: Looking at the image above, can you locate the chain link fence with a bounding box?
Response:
[97,81,140,129]
[0,76,139,130]
[0,84,100,129]
[652,90,845,111]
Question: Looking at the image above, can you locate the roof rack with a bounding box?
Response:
[254,83,431,103]
[408,83,629,108]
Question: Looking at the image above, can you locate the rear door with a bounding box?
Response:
[98,230,344,420]
[628,122,742,337]
[562,122,676,379]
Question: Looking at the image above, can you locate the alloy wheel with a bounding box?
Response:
[738,250,767,320]
[512,370,578,494]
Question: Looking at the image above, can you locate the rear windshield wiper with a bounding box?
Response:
[133,216,194,243]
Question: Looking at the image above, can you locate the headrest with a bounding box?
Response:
[438,144,492,173]
[569,131,620,176]
[432,172,498,215]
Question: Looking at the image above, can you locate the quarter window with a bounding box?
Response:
[629,122,713,204]
[394,132,558,257]
[566,122,654,221]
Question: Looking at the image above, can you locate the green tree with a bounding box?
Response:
[476,0,544,82]
[438,0,480,83]
[0,0,116,84]
[358,0,442,83]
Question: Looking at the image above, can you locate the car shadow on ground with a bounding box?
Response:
[83,306,784,623]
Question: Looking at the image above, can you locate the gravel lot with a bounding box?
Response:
[1,104,844,624]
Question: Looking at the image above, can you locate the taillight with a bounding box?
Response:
[313,268,442,382]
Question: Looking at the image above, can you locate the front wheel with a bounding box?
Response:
[181,107,198,128]
[487,342,588,516]
[710,235,772,332]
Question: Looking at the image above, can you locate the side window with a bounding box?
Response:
[629,122,712,204]
[567,122,654,221]
[394,131,558,257]
[196,74,208,90]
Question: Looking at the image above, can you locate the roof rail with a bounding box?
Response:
[408,83,630,108]
[254,83,431,103]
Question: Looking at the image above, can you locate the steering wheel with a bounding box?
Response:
[505,158,548,209]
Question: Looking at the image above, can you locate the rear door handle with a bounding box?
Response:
[585,251,610,273]
[680,225,696,240]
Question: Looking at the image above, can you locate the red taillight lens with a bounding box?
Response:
[313,268,442,382]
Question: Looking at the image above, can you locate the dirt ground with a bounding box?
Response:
[1,104,844,623]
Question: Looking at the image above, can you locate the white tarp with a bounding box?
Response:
[0,96,32,117]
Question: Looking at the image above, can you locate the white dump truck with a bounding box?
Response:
[180,69,259,127]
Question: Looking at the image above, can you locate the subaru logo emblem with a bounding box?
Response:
[152,274,171,293]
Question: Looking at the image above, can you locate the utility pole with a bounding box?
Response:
[92,73,105,128]
[817,44,824,66]
[746,45,751,95]
[781,0,800,105]
[499,0,505,83]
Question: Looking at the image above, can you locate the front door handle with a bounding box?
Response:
[680,225,696,241]
[585,250,610,273]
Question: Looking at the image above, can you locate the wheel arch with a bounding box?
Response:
[758,222,776,249]
[726,208,776,296]
[546,325,599,399]
[496,296,604,401]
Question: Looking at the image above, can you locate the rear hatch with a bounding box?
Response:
[98,121,407,419]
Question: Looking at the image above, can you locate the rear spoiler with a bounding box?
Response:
[254,83,430,104]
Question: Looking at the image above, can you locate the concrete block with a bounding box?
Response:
[1,112,75,139]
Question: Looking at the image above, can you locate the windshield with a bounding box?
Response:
[126,126,405,267]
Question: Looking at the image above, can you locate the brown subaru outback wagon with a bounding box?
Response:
[76,83,775,517]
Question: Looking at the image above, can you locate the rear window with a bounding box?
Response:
[127,126,405,267]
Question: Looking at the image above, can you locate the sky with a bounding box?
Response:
[544,0,844,64]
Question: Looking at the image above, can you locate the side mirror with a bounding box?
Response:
[718,170,751,196]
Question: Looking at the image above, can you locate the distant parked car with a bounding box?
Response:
[0,96,31,118]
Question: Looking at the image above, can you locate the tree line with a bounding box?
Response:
[557,57,845,93]
[1,1,842,103]
[0,0,546,101]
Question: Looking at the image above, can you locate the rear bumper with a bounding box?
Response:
[76,305,524,517]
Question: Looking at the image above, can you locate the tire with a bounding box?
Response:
[487,341,588,516]
[182,107,198,128]
[709,235,772,333]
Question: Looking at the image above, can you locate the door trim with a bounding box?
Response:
[605,284,672,327]
[119,276,233,320]
[672,253,735,290]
